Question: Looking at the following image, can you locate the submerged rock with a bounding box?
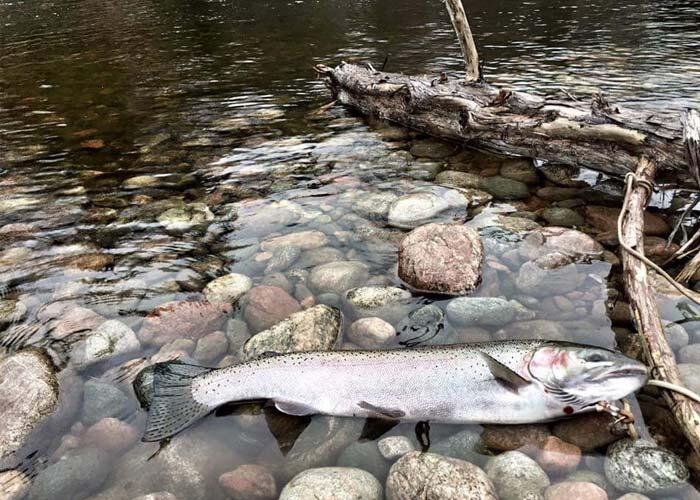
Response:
[28,447,111,500]
[480,176,530,199]
[544,481,607,500]
[541,207,584,227]
[352,191,398,220]
[336,441,391,481]
[241,305,342,360]
[446,297,530,327]
[387,189,467,229]
[70,319,141,369]
[398,223,483,295]
[243,285,301,333]
[308,261,370,295]
[386,452,497,500]
[410,138,456,159]
[435,170,484,189]
[219,464,277,500]
[377,436,416,461]
[0,300,27,330]
[485,451,550,500]
[157,203,214,230]
[395,304,445,345]
[260,230,328,251]
[138,300,232,346]
[80,380,131,426]
[0,349,59,462]
[202,273,253,303]
[604,438,688,493]
[348,317,395,348]
[344,285,411,322]
[280,467,382,500]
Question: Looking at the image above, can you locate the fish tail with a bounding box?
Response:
[142,361,215,442]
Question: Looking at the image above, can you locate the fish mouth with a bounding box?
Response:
[595,364,648,381]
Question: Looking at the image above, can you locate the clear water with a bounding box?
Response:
[1,0,700,498]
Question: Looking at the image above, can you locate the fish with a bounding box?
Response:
[140,340,648,442]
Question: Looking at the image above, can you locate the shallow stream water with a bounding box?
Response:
[2,0,700,498]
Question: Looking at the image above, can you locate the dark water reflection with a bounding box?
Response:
[1,0,700,498]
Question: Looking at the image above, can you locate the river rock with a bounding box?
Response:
[0,470,30,500]
[485,451,550,500]
[387,189,467,229]
[398,223,483,295]
[604,438,689,493]
[109,426,241,500]
[138,300,232,346]
[584,206,670,236]
[430,429,483,463]
[337,441,391,480]
[348,317,395,348]
[352,191,399,220]
[480,176,530,199]
[131,494,178,500]
[516,258,582,297]
[410,138,456,159]
[28,447,111,500]
[203,273,253,303]
[122,175,161,189]
[446,297,530,327]
[501,159,539,185]
[533,226,604,258]
[280,467,382,500]
[260,230,328,251]
[193,330,228,362]
[542,207,584,227]
[308,261,369,295]
[241,305,342,360]
[481,424,550,451]
[536,436,581,475]
[494,319,569,341]
[0,300,27,330]
[551,413,621,451]
[219,464,277,500]
[538,164,588,188]
[80,380,131,426]
[394,304,445,345]
[295,247,345,269]
[344,285,411,322]
[435,171,484,189]
[377,436,416,461]
[82,417,139,455]
[157,203,214,230]
[386,451,497,500]
[0,349,59,462]
[544,481,607,500]
[70,319,141,369]
[265,246,301,273]
[243,285,301,332]
[459,188,493,207]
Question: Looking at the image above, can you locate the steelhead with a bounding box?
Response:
[141,340,647,442]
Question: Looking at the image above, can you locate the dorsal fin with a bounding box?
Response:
[478,351,531,393]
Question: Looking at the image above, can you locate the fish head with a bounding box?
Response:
[527,343,648,410]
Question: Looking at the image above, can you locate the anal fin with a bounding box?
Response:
[274,400,317,416]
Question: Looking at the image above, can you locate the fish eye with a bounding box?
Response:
[586,353,606,363]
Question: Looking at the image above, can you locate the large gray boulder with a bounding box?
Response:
[280,467,382,500]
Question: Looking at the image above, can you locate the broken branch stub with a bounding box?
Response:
[444,0,480,82]
[682,108,700,187]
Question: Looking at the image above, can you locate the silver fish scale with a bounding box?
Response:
[191,340,569,424]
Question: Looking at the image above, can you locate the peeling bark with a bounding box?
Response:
[315,62,696,184]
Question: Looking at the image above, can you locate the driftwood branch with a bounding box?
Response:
[444,0,480,82]
[682,109,700,187]
[620,158,700,455]
[315,62,696,183]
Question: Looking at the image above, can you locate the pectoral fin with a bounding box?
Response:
[479,351,531,393]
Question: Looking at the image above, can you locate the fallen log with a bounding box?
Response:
[315,62,695,184]
[619,158,700,456]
